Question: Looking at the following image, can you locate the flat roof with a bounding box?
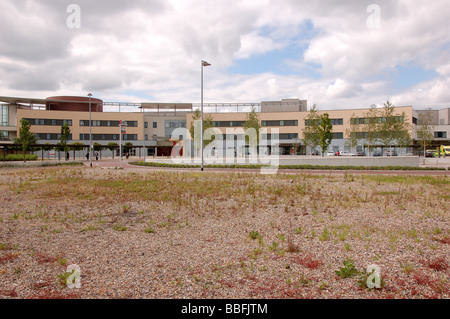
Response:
[0,96,46,105]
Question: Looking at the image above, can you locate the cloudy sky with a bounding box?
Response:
[1,0,449,112]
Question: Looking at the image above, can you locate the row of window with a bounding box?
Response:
[205,120,302,127]
[29,131,449,141]
[262,120,298,127]
[35,133,73,140]
[80,134,138,141]
[24,118,73,126]
[262,133,299,140]
[80,120,138,127]
[304,118,344,126]
[350,116,404,125]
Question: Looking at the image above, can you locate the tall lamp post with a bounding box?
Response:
[201,60,211,171]
[88,93,92,168]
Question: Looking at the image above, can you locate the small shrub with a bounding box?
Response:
[57,270,75,287]
[426,257,448,271]
[249,231,261,240]
[4,154,38,161]
[335,258,360,279]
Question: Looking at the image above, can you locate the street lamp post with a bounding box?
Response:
[88,93,92,168]
[201,60,211,171]
[143,110,146,164]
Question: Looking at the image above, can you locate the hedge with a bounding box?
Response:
[4,154,38,161]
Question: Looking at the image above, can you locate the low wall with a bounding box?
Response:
[276,156,420,167]
[148,155,421,167]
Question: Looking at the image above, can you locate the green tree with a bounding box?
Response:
[59,123,71,160]
[345,113,361,154]
[243,106,261,154]
[14,119,37,162]
[363,105,382,156]
[41,143,53,160]
[378,100,411,154]
[317,113,333,157]
[189,109,215,157]
[123,142,133,156]
[416,108,435,157]
[70,142,85,160]
[302,104,321,155]
[107,142,119,159]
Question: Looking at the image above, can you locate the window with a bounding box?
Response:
[332,132,344,139]
[0,131,8,141]
[434,131,447,138]
[262,133,298,140]
[331,118,343,125]
[80,120,123,127]
[1,105,8,125]
[36,133,72,140]
[144,122,148,128]
[21,118,72,126]
[153,122,157,128]
[262,120,298,127]
[80,134,137,141]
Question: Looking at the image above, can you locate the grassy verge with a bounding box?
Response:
[129,161,446,171]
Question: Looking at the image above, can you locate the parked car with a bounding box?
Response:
[326,151,335,156]
[339,151,356,156]
[356,151,365,156]
[386,150,397,156]
[425,150,438,157]
[372,151,382,156]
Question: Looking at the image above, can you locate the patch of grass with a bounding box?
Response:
[81,224,97,232]
[249,231,261,240]
[143,225,155,234]
[319,228,330,241]
[113,223,127,231]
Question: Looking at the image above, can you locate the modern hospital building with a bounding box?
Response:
[1,95,449,159]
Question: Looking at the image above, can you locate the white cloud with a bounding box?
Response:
[0,0,449,109]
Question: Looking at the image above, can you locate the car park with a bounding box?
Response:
[372,151,382,156]
[339,151,355,156]
[386,150,397,156]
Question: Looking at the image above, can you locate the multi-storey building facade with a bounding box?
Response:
[1,95,449,158]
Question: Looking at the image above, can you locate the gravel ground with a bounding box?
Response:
[0,166,448,299]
